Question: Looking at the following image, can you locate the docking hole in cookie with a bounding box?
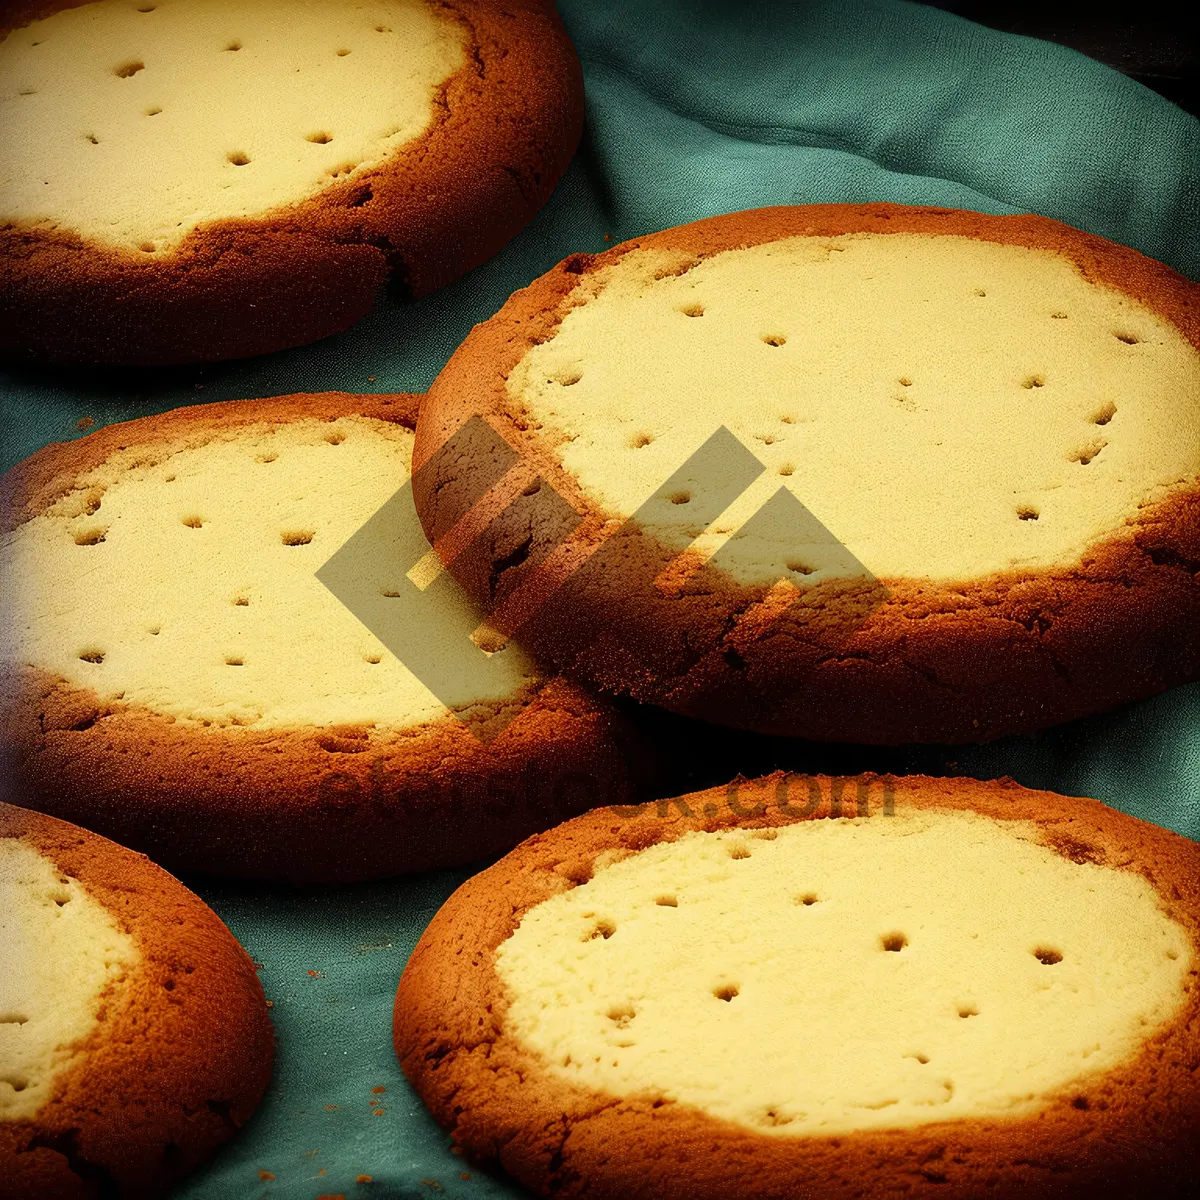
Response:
[494,810,1192,1136]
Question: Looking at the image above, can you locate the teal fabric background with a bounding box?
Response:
[1,0,1197,1196]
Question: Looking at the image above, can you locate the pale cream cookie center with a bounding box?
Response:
[0,418,538,730]
[496,809,1192,1135]
[0,838,139,1122]
[0,0,466,250]
[509,233,1200,584]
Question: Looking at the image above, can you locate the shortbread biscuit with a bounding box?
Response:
[0,393,641,882]
[0,0,583,364]
[413,204,1200,744]
[395,773,1200,1199]
[1,802,273,1199]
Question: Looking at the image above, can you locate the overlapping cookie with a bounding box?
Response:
[1,802,273,1199]
[413,203,1200,744]
[0,393,641,882]
[395,772,1200,1199]
[0,0,583,363]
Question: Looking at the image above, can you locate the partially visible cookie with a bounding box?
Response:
[0,0,583,364]
[0,392,642,883]
[0,802,273,1200]
[395,773,1200,1199]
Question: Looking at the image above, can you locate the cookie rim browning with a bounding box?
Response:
[0,801,274,1200]
[412,203,1200,745]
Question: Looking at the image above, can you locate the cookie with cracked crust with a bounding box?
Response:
[0,802,273,1200]
[0,392,642,883]
[0,0,583,365]
[394,772,1200,1200]
[412,203,1200,744]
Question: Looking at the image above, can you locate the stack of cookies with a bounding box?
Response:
[2,1,1198,1192]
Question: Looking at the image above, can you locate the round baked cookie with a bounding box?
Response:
[0,0,583,365]
[412,204,1200,745]
[0,802,273,1200]
[395,772,1200,1200]
[0,393,642,883]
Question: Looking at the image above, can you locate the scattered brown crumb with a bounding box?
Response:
[459,1173,471,1181]
[372,1108,386,1116]
[367,376,376,382]
[307,969,324,978]
[76,416,94,430]
[356,1176,373,1184]
[316,1194,345,1200]
[265,1000,274,1008]
[371,1086,386,1094]
[325,1104,341,1111]
[317,1168,326,1176]
[257,1170,275,1181]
